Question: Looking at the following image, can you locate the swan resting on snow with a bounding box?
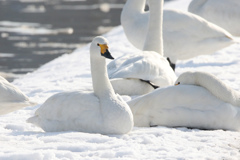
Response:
[121,0,236,70]
[108,0,176,96]
[188,0,240,36]
[0,76,36,116]
[128,71,240,131]
[28,36,133,134]
[108,51,176,96]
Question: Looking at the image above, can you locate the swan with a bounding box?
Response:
[27,36,134,134]
[121,0,236,70]
[127,71,240,131]
[0,76,36,115]
[108,0,176,96]
[188,0,240,36]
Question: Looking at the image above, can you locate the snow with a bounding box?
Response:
[0,0,240,159]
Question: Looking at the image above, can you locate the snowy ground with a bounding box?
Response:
[1,0,240,159]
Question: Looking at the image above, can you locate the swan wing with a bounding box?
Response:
[34,91,99,121]
[163,9,234,61]
[0,77,36,115]
[28,91,101,132]
[128,85,240,130]
[188,0,240,36]
[164,9,233,38]
[0,78,30,103]
[108,51,175,83]
[110,78,154,96]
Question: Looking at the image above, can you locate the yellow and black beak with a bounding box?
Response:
[98,44,114,60]
[175,82,180,86]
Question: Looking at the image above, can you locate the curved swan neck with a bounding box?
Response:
[183,72,240,107]
[90,46,115,98]
[143,0,164,55]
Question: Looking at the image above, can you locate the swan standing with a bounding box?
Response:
[28,36,133,134]
[121,0,235,70]
[188,0,240,36]
[108,0,176,96]
[128,71,240,131]
[0,76,36,115]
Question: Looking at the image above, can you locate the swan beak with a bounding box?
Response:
[175,82,180,86]
[98,44,114,60]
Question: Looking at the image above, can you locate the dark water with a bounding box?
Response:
[0,0,126,81]
[0,0,172,82]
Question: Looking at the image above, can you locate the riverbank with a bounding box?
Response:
[0,0,126,81]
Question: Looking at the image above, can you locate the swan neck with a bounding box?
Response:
[143,0,164,55]
[90,48,115,98]
[194,73,240,107]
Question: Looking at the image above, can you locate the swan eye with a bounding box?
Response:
[97,43,100,46]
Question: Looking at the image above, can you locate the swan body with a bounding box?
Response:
[121,0,235,64]
[108,0,176,96]
[0,76,36,115]
[108,51,177,95]
[110,78,154,96]
[176,71,240,107]
[188,0,240,36]
[127,71,240,131]
[28,36,133,134]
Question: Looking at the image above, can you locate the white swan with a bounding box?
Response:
[188,0,240,36]
[0,76,36,115]
[27,36,133,134]
[127,71,240,131]
[108,0,176,96]
[121,0,235,70]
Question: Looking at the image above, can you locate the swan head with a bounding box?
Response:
[91,36,114,60]
[175,71,196,85]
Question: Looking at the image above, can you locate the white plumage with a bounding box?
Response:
[28,36,133,134]
[0,76,36,115]
[108,51,176,95]
[108,0,176,96]
[128,71,240,131]
[121,0,235,65]
[110,78,154,96]
[188,0,240,36]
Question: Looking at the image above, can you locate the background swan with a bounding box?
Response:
[121,0,236,70]
[0,76,36,115]
[127,71,240,131]
[188,0,240,36]
[176,71,240,107]
[28,36,133,134]
[108,0,176,96]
